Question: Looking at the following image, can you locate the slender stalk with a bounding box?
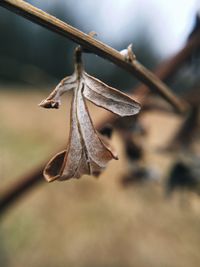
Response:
[0,0,188,113]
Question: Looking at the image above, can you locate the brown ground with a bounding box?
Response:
[0,89,200,267]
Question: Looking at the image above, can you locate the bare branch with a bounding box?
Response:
[0,0,188,113]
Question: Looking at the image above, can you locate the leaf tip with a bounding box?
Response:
[43,172,60,183]
[39,99,60,109]
[115,155,119,160]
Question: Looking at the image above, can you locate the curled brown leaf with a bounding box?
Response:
[39,48,141,182]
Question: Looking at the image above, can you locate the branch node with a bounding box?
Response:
[120,43,136,63]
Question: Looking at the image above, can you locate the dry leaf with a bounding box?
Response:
[39,47,141,182]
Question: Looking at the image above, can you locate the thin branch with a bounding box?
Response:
[133,28,200,103]
[0,165,44,214]
[0,0,188,113]
[1,28,200,215]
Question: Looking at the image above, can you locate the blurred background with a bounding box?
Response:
[0,0,200,267]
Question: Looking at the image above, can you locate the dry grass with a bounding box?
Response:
[0,88,200,267]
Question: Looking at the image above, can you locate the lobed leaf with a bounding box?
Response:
[39,73,77,109]
[43,86,117,182]
[40,55,141,182]
[83,72,141,116]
